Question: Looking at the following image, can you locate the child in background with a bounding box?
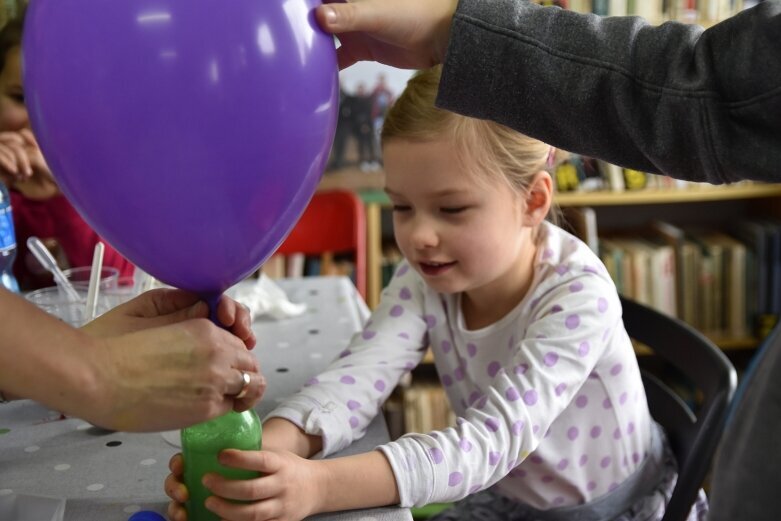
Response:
[0,10,134,290]
[165,66,705,521]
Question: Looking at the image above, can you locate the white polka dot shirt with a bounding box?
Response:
[267,222,653,510]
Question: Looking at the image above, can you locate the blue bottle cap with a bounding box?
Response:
[128,511,166,521]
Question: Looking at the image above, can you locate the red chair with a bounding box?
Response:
[276,190,366,299]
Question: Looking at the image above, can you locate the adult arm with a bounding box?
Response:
[0,288,264,431]
[438,0,781,184]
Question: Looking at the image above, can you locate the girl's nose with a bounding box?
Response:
[409,219,439,250]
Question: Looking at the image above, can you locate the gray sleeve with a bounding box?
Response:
[437,0,781,184]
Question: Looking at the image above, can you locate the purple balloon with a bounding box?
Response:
[22,0,338,297]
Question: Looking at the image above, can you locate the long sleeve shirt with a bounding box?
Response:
[11,191,134,290]
[268,223,653,509]
[438,0,781,184]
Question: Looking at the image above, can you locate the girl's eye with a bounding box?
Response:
[9,94,24,104]
[441,207,467,214]
[392,205,411,212]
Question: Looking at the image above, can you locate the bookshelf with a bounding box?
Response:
[358,181,781,353]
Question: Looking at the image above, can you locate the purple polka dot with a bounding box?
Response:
[399,287,412,300]
[467,343,478,358]
[488,451,501,465]
[590,426,602,438]
[609,483,619,492]
[565,314,581,330]
[529,297,541,310]
[587,481,597,491]
[541,475,555,483]
[579,454,589,466]
[567,427,579,441]
[448,472,463,487]
[575,395,588,408]
[619,392,628,405]
[349,416,359,428]
[555,383,567,396]
[511,420,524,435]
[584,265,600,275]
[454,366,466,381]
[632,452,640,464]
[613,427,622,440]
[441,340,452,353]
[569,281,584,292]
[390,305,404,317]
[598,297,608,313]
[557,458,569,471]
[524,390,539,406]
[543,248,554,259]
[396,264,409,276]
[403,361,415,370]
[305,377,319,386]
[347,400,361,410]
[340,375,356,384]
[375,380,387,392]
[515,363,529,375]
[459,439,473,452]
[627,422,636,434]
[506,386,520,401]
[469,484,482,494]
[468,391,481,405]
[578,341,590,357]
[611,363,623,376]
[442,374,453,387]
[339,349,352,358]
[361,330,376,340]
[424,315,437,329]
[398,332,410,339]
[485,418,500,432]
[475,396,488,409]
[532,425,540,434]
[600,456,612,468]
[603,398,613,409]
[551,304,563,314]
[487,361,502,378]
[530,455,544,464]
[555,264,569,275]
[544,352,559,367]
[429,447,444,464]
[553,497,565,507]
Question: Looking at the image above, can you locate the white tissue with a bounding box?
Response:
[231,275,307,321]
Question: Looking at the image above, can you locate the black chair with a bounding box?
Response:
[620,296,737,521]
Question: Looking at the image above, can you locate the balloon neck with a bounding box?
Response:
[204,293,222,327]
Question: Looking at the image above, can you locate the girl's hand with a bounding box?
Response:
[166,449,326,521]
[0,129,59,200]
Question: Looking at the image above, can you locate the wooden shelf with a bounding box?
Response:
[555,184,781,206]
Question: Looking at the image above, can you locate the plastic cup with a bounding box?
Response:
[60,266,119,292]
[25,286,113,327]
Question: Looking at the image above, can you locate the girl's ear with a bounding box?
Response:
[524,171,553,226]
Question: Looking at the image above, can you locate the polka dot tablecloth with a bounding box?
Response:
[0,277,411,521]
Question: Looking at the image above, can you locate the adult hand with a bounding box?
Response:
[315,0,458,70]
[0,129,59,200]
[79,290,264,431]
[166,449,325,521]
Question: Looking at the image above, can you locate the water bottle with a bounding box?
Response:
[0,182,20,293]
[181,409,262,520]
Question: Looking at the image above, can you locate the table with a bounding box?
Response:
[0,276,412,521]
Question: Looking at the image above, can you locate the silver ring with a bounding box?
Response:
[235,371,251,399]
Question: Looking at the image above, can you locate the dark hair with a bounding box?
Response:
[0,6,26,73]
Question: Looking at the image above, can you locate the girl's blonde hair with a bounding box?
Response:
[382,65,566,198]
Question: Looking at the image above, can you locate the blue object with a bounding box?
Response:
[128,511,166,521]
[0,182,19,293]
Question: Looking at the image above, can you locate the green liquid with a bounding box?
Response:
[181,410,262,521]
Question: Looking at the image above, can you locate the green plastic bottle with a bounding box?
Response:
[181,409,262,521]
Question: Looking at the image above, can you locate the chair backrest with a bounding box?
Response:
[276,190,366,299]
[620,296,737,521]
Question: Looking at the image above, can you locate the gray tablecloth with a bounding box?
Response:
[0,276,412,521]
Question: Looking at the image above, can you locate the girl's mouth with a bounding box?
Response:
[419,261,456,276]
